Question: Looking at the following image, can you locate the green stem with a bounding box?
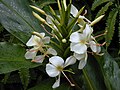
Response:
[82,69,94,90]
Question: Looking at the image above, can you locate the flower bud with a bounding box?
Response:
[62,39,67,43]
[30,5,46,15]
[90,15,104,26]
[32,11,46,24]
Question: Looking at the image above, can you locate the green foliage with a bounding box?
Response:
[28,79,72,90]
[82,57,106,90]
[95,2,113,18]
[0,42,40,74]
[105,9,118,48]
[19,68,30,90]
[91,0,110,10]
[95,49,120,90]
[34,0,56,8]
[92,0,119,48]
[0,0,119,90]
[0,0,44,43]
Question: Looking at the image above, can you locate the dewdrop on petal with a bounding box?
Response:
[90,15,104,26]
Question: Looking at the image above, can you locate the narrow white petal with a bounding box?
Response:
[64,56,76,67]
[49,56,64,67]
[78,52,88,69]
[52,75,60,88]
[70,4,78,17]
[74,53,85,60]
[40,33,45,38]
[83,24,93,38]
[70,43,87,54]
[46,64,60,77]
[70,32,80,43]
[89,41,97,52]
[42,36,50,44]
[47,48,57,55]
[96,46,101,53]
[25,48,37,59]
[26,35,38,46]
[33,55,45,63]
[78,59,87,69]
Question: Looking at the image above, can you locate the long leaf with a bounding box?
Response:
[105,9,118,48]
[91,0,110,10]
[0,42,40,74]
[95,49,120,90]
[95,2,113,18]
[19,68,30,90]
[0,0,44,43]
[82,55,106,90]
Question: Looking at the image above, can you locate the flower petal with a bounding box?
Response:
[64,56,76,67]
[83,24,93,38]
[49,56,64,67]
[52,75,60,88]
[78,53,88,69]
[40,33,45,38]
[89,41,97,52]
[70,43,87,54]
[74,52,85,60]
[78,59,87,69]
[46,64,60,77]
[26,35,38,46]
[42,36,50,44]
[70,32,80,43]
[47,48,57,55]
[32,55,45,63]
[70,4,78,17]
[25,48,37,59]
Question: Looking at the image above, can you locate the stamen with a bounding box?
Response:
[61,71,75,87]
[94,32,106,38]
[83,9,87,16]
[96,42,106,46]
[41,24,55,37]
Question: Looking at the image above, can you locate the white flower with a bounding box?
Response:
[70,4,91,25]
[74,52,88,69]
[46,56,76,88]
[25,33,50,60]
[70,24,93,54]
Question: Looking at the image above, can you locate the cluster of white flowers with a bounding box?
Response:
[25,1,104,88]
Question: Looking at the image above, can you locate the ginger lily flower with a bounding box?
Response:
[25,32,50,60]
[46,56,76,88]
[70,24,93,54]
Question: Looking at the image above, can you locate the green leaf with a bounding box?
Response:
[28,79,72,90]
[19,68,30,90]
[82,55,106,90]
[95,49,120,90]
[105,9,118,48]
[37,0,56,8]
[0,0,44,43]
[95,2,113,18]
[0,42,40,74]
[91,0,110,10]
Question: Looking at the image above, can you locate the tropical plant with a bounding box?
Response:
[0,0,119,90]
